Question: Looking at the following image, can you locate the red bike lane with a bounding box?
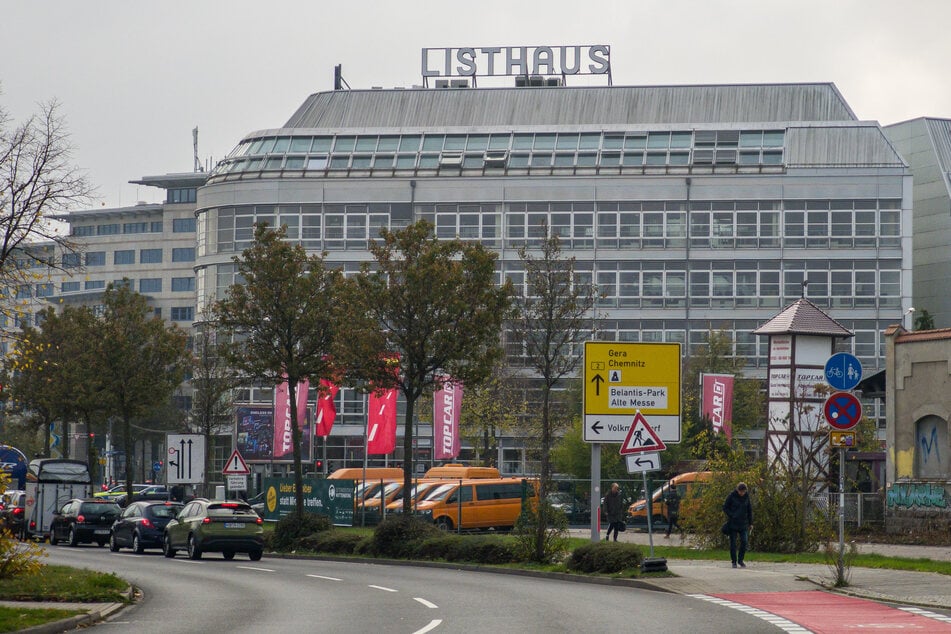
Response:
[697,590,951,632]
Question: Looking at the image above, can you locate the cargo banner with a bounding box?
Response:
[701,373,734,440]
[258,477,355,526]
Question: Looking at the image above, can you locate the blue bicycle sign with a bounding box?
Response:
[825,353,862,391]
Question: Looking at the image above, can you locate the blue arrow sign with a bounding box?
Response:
[825,352,862,391]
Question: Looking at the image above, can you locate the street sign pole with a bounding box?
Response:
[838,446,846,583]
[643,470,654,558]
[590,444,600,542]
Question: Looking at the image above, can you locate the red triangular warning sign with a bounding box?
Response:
[222,448,250,475]
[619,411,667,455]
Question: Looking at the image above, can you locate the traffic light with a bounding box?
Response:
[315,459,323,472]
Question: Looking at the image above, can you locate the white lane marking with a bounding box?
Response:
[307,574,342,581]
[413,619,442,634]
[414,597,438,609]
[369,584,397,592]
[688,594,813,633]
[172,558,203,564]
[901,607,951,624]
[237,566,274,572]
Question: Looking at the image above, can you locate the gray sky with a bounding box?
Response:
[3,0,949,209]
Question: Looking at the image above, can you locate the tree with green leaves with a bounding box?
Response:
[511,229,597,562]
[190,321,238,492]
[457,360,527,466]
[213,224,347,516]
[351,221,511,514]
[97,283,189,503]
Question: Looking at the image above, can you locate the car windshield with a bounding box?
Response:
[422,483,456,502]
[149,504,182,518]
[367,483,401,500]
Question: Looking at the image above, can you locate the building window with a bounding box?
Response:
[173,217,196,232]
[61,281,80,293]
[151,221,164,232]
[85,280,105,290]
[35,283,54,298]
[62,253,80,268]
[168,188,197,204]
[85,251,106,266]
[114,250,135,265]
[171,277,195,292]
[123,222,148,234]
[139,278,162,293]
[97,224,119,235]
[171,306,194,321]
[73,225,95,237]
[172,247,195,262]
[140,249,162,264]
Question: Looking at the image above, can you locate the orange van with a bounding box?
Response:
[412,477,538,531]
[327,467,404,481]
[423,464,500,479]
[627,471,712,525]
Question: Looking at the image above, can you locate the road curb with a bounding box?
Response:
[15,587,133,634]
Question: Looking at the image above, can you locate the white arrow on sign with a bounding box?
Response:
[625,452,661,473]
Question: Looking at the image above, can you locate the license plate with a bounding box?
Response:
[224,522,243,529]
[94,529,110,535]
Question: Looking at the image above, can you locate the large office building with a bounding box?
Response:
[191,78,912,472]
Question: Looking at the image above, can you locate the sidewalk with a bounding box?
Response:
[571,528,951,610]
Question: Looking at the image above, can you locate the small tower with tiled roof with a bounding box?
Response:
[753,297,853,484]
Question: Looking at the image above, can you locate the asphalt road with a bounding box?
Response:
[43,544,789,633]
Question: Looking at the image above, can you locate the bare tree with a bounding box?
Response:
[190,321,238,494]
[0,98,93,293]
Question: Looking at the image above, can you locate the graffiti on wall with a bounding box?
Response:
[915,417,949,479]
[886,482,948,509]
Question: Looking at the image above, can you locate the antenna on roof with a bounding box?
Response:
[334,64,350,90]
[193,126,203,172]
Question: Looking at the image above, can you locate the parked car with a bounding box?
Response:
[110,500,184,553]
[246,491,266,517]
[163,498,264,561]
[0,490,27,539]
[95,484,149,501]
[547,491,591,524]
[115,484,172,507]
[49,498,122,547]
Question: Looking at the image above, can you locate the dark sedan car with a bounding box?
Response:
[110,500,183,553]
[164,498,264,561]
[0,490,27,539]
[114,484,172,507]
[50,498,122,547]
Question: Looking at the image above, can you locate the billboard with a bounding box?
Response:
[235,407,314,462]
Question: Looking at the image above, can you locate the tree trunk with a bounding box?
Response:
[534,383,552,562]
[402,395,416,514]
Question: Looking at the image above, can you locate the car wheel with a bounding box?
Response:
[436,517,453,531]
[222,550,235,560]
[68,527,78,547]
[109,533,120,552]
[163,533,176,558]
[187,534,202,560]
[248,549,263,562]
[132,533,144,554]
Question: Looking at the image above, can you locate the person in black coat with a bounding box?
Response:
[722,482,753,568]
[602,483,625,541]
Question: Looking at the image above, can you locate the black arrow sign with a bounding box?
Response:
[634,456,655,468]
[179,439,187,479]
[590,420,603,435]
[186,439,193,479]
[590,373,604,396]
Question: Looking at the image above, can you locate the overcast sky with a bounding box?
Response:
[3,0,949,209]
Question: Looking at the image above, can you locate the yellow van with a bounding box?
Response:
[385,480,441,513]
[413,478,538,531]
[327,467,404,481]
[627,471,712,525]
[423,464,501,479]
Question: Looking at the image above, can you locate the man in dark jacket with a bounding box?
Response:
[602,483,624,541]
[722,482,753,568]
[664,483,681,538]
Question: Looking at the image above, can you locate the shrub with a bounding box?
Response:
[566,541,644,574]
[370,515,440,558]
[512,499,570,564]
[297,531,366,555]
[447,535,518,564]
[271,511,333,551]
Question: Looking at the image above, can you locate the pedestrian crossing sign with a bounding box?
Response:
[620,411,667,455]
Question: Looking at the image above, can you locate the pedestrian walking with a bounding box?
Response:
[664,483,681,538]
[602,482,625,541]
[722,482,753,568]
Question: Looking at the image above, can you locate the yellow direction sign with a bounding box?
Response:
[583,341,681,443]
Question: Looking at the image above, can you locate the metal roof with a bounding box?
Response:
[752,298,853,337]
[785,124,905,167]
[283,83,858,130]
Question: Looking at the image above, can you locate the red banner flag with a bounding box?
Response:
[273,378,310,459]
[316,379,339,437]
[433,377,462,460]
[366,388,397,455]
[701,373,734,441]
